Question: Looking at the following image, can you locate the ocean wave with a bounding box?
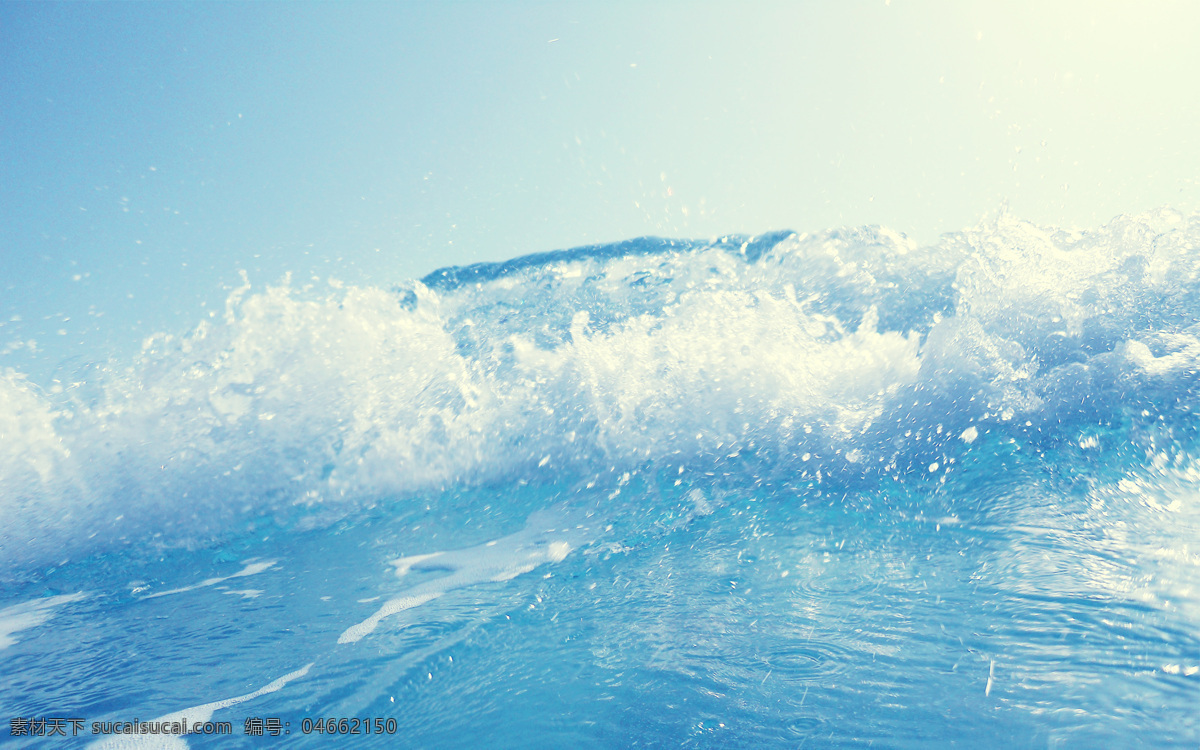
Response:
[4,208,1200,574]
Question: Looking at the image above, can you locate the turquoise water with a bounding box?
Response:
[2,212,1199,747]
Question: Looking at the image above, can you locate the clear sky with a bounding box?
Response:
[3,1,1199,375]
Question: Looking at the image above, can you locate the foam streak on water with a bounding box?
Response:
[0,593,87,651]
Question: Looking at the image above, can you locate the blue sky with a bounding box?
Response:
[3,1,1198,376]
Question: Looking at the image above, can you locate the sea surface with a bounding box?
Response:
[2,211,1199,747]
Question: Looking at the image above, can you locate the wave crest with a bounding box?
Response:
[4,209,1200,572]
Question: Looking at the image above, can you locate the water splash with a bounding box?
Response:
[3,209,1200,574]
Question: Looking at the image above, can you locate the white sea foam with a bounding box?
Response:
[141,560,275,599]
[222,589,263,599]
[88,663,312,750]
[3,210,1200,572]
[0,592,87,650]
[339,506,593,643]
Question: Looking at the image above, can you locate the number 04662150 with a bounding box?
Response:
[300,717,398,734]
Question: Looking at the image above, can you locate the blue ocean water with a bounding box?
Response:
[2,210,1199,747]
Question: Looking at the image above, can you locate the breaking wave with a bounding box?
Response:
[5,208,1200,574]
